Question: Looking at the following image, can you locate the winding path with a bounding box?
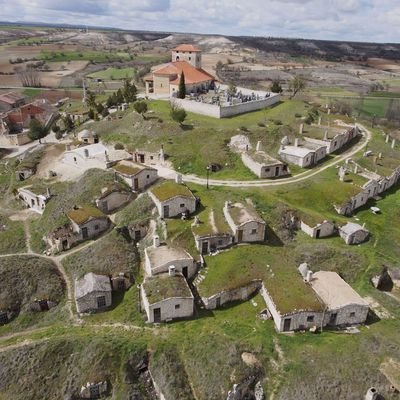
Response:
[155,123,372,187]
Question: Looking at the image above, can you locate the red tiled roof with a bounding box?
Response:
[172,44,201,52]
[0,92,25,105]
[153,61,214,85]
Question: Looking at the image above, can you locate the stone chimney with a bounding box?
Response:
[354,165,358,174]
[153,235,160,248]
[299,124,304,135]
[324,130,328,140]
[168,265,176,277]
[176,174,183,184]
[318,116,322,126]
[46,187,51,198]
[294,138,299,147]
[362,223,366,229]
[256,141,262,151]
[306,270,313,283]
[392,139,396,149]
[386,134,390,144]
[365,387,379,400]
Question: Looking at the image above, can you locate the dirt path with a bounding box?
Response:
[155,123,372,187]
[269,338,287,400]
[23,220,33,254]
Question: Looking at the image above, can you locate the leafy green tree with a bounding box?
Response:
[62,114,74,131]
[177,72,186,99]
[227,82,237,96]
[170,104,187,126]
[133,101,148,118]
[123,79,137,103]
[270,80,283,93]
[116,89,124,105]
[289,76,306,98]
[28,119,49,143]
[85,90,97,109]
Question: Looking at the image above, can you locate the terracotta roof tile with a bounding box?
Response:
[172,44,201,52]
[154,61,214,85]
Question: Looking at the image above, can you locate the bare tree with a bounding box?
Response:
[14,65,41,87]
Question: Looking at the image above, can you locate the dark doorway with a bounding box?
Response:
[201,241,209,254]
[134,230,141,241]
[283,318,292,332]
[316,229,321,239]
[216,297,221,308]
[153,307,161,323]
[182,266,188,279]
[275,166,280,177]
[139,154,145,163]
[82,227,89,239]
[39,299,49,311]
[163,205,169,218]
[97,296,106,308]
[134,178,139,191]
[237,230,243,242]
[62,239,68,250]
[329,313,337,326]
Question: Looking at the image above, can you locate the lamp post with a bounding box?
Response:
[206,165,210,189]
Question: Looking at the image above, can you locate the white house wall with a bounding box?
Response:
[149,193,196,218]
[75,290,112,313]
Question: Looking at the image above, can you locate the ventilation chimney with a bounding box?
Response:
[169,265,176,277]
[362,223,366,229]
[176,174,183,184]
[153,235,160,248]
[365,387,379,400]
[256,141,262,151]
[324,130,328,140]
[299,124,304,135]
[84,148,89,158]
[294,138,299,147]
[306,270,313,283]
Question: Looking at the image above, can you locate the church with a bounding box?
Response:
[144,44,215,97]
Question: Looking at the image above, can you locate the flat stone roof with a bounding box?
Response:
[227,202,264,225]
[143,273,193,304]
[340,222,368,236]
[280,145,314,158]
[146,244,193,270]
[310,271,368,309]
[248,150,284,166]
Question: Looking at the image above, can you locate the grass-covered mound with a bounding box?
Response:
[0,215,26,254]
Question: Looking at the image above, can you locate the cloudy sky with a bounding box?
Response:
[0,0,399,43]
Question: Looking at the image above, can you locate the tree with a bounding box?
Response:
[62,114,74,132]
[177,72,186,99]
[15,65,41,87]
[28,119,48,143]
[133,101,148,118]
[116,88,124,105]
[123,79,137,103]
[170,103,187,126]
[227,82,237,96]
[270,80,283,93]
[289,76,306,98]
[85,90,97,110]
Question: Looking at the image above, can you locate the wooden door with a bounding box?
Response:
[153,307,161,323]
[182,266,188,279]
[316,229,321,239]
[201,241,209,254]
[283,318,291,332]
[237,230,243,242]
[134,178,139,191]
[163,205,169,218]
[82,227,89,239]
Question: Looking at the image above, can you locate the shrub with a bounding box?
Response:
[114,142,124,150]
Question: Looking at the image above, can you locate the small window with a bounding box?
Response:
[94,225,99,230]
[307,315,314,322]
[97,296,106,308]
[180,203,185,208]
[265,168,270,172]
[251,229,257,235]
[349,312,356,317]
[218,240,223,245]
[147,174,150,179]
[175,304,180,309]
[189,57,191,61]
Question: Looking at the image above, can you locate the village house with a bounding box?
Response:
[241,149,290,178]
[145,44,215,97]
[261,269,325,332]
[339,222,369,245]
[278,139,327,168]
[192,211,233,255]
[141,271,194,323]
[75,272,112,314]
[144,235,196,279]
[77,128,99,144]
[223,201,266,243]
[17,186,51,214]
[62,143,131,169]
[0,92,25,112]
[15,166,35,181]
[149,179,197,218]
[304,125,359,154]
[112,161,158,191]
[309,271,369,327]
[67,205,110,241]
[299,213,336,239]
[133,147,165,165]
[127,221,149,242]
[110,272,133,291]
[95,185,132,214]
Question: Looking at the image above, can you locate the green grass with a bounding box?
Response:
[22,88,42,97]
[40,50,131,63]
[0,216,26,254]
[87,67,136,80]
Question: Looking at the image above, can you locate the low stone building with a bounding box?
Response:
[278,140,327,168]
[149,180,196,218]
[299,214,336,239]
[77,129,99,144]
[310,271,369,327]
[141,271,194,323]
[339,222,369,245]
[144,236,195,279]
[95,185,132,213]
[80,381,108,399]
[17,186,51,214]
[112,161,158,191]
[0,92,25,112]
[223,201,266,243]
[192,211,233,254]
[15,166,35,181]
[67,205,110,240]
[241,150,289,178]
[75,272,112,314]
[110,272,133,291]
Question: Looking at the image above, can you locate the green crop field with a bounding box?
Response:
[87,67,136,80]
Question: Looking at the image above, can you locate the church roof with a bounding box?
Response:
[153,61,214,85]
[172,44,201,52]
